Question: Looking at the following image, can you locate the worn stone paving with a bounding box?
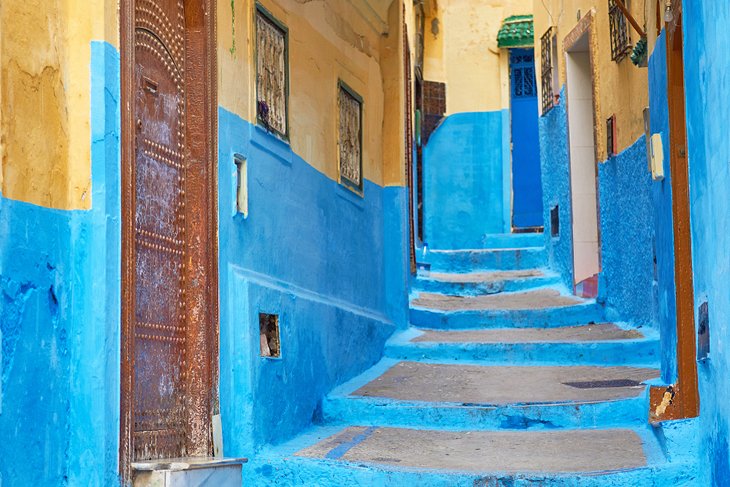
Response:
[426,269,544,283]
[296,426,647,473]
[352,361,659,404]
[412,323,643,343]
[411,289,583,311]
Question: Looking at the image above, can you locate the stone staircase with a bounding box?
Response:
[244,237,698,486]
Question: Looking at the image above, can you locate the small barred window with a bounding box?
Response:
[540,27,557,114]
[338,82,363,191]
[256,7,288,137]
[609,0,632,62]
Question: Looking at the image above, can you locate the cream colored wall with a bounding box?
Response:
[533,0,649,156]
[423,0,534,115]
[218,0,404,187]
[0,0,115,210]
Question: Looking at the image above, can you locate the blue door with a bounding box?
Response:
[510,49,544,229]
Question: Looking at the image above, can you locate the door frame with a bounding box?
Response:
[119,0,219,480]
[563,12,603,289]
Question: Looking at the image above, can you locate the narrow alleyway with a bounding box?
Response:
[244,234,696,485]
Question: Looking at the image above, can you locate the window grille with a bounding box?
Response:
[510,51,536,98]
[338,82,363,191]
[609,0,632,61]
[256,7,288,137]
[540,27,556,113]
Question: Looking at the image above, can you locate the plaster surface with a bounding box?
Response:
[682,2,730,483]
[422,111,509,248]
[353,361,658,404]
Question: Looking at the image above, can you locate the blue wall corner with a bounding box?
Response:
[648,32,678,385]
[423,111,509,249]
[0,40,122,487]
[217,107,403,456]
[682,2,730,483]
[538,90,574,289]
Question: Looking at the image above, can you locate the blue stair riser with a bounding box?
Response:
[420,233,545,251]
[409,303,605,329]
[321,395,650,431]
[413,275,561,296]
[243,453,697,487]
[422,248,547,272]
[384,340,660,368]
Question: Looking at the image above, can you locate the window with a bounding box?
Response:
[255,5,288,137]
[540,27,557,114]
[337,82,363,191]
[609,0,632,61]
[510,51,536,98]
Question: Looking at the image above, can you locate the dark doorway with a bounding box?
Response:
[120,0,218,477]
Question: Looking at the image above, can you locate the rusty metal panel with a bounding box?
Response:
[338,83,363,190]
[121,0,218,472]
[256,9,288,136]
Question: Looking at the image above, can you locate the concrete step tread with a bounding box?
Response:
[419,269,549,283]
[428,246,544,254]
[411,289,586,312]
[294,426,647,474]
[349,361,659,405]
[409,323,646,344]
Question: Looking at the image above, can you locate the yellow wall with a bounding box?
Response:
[0,0,115,210]
[218,0,404,187]
[533,0,649,157]
[423,0,534,115]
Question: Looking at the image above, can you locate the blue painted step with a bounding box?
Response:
[420,247,547,272]
[243,425,697,487]
[409,300,605,329]
[412,269,561,296]
[384,326,660,367]
[420,232,544,251]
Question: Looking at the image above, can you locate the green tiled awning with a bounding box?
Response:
[497,15,534,48]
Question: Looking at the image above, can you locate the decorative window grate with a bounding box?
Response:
[510,51,536,98]
[609,0,632,61]
[540,27,556,114]
[422,81,446,144]
[338,82,363,191]
[256,7,288,137]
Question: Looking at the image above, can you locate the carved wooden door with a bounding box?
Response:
[121,0,217,469]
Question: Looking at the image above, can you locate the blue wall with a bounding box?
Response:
[648,33,679,384]
[538,90,574,287]
[423,111,509,249]
[0,41,121,486]
[682,2,730,484]
[597,137,656,328]
[217,108,405,457]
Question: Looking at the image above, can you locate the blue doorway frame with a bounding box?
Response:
[509,48,544,230]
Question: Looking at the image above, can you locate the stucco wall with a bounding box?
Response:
[682,2,730,484]
[533,0,648,158]
[216,0,408,456]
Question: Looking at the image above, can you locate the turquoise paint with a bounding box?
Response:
[410,299,603,329]
[648,33,679,385]
[423,111,509,249]
[0,41,121,486]
[597,137,657,329]
[538,89,574,288]
[384,327,659,367]
[421,247,547,273]
[217,108,406,457]
[682,2,730,483]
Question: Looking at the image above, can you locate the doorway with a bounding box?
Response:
[509,48,543,230]
[565,32,601,288]
[120,0,218,477]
